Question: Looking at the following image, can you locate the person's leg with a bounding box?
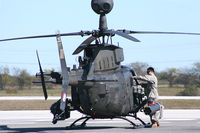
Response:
[151,111,160,127]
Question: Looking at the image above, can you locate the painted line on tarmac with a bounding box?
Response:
[0,96,64,100]
[1,96,200,100]
[163,118,195,121]
[159,96,200,100]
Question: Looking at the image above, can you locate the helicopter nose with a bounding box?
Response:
[91,0,114,14]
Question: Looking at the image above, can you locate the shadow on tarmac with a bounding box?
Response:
[0,125,122,133]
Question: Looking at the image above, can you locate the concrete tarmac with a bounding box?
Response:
[0,110,200,133]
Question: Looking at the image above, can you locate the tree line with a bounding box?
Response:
[0,62,200,95]
[129,62,200,96]
[0,67,32,90]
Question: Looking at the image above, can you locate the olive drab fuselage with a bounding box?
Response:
[68,44,139,118]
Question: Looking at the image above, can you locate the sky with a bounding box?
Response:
[0,0,200,75]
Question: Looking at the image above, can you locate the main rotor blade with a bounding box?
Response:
[105,30,140,42]
[56,33,69,111]
[72,36,96,55]
[120,30,200,35]
[36,50,48,100]
[0,31,92,42]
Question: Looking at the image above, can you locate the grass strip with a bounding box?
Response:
[0,100,57,110]
[159,99,200,109]
[0,99,200,110]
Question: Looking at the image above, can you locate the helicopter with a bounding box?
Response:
[1,0,200,129]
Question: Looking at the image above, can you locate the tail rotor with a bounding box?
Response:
[36,50,48,100]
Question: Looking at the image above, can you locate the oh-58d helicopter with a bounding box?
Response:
[1,0,200,128]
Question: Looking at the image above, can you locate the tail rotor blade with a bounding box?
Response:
[56,32,69,111]
[36,50,48,100]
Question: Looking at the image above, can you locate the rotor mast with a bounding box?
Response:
[99,14,108,31]
[99,14,108,43]
[91,0,114,43]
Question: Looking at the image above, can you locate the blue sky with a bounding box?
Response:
[0,0,200,74]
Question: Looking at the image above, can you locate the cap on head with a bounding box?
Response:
[147,67,155,73]
[91,0,114,14]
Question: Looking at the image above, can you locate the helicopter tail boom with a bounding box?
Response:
[56,32,70,112]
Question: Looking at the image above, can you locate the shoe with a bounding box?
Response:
[157,122,160,127]
[144,123,152,128]
[151,123,158,128]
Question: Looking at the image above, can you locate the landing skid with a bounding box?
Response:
[68,115,146,129]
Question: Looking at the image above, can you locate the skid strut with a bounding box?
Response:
[115,116,145,129]
[69,116,92,128]
[115,116,136,126]
[128,114,147,126]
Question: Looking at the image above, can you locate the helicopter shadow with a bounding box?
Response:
[0,125,132,133]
